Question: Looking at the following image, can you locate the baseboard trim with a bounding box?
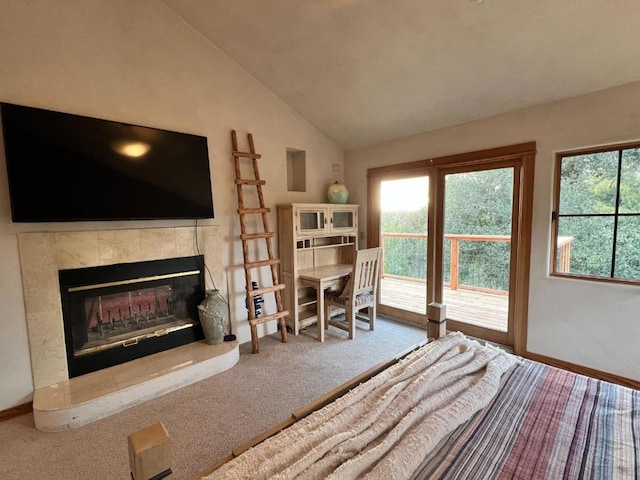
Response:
[0,401,33,421]
[524,351,640,390]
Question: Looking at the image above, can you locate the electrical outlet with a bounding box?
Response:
[332,164,341,172]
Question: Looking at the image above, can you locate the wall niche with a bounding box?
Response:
[286,147,306,192]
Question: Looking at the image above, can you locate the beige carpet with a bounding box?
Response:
[0,317,425,480]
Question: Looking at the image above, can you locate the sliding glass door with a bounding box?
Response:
[367,143,535,352]
[378,176,429,322]
[439,163,517,346]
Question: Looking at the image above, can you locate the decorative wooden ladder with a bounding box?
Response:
[231,130,288,353]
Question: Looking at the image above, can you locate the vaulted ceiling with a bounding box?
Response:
[162,0,640,150]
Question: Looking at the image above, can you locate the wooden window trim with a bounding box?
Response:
[550,141,640,286]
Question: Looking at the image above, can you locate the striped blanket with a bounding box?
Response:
[413,359,640,479]
[207,334,640,479]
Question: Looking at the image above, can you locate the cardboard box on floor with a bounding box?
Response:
[128,422,172,480]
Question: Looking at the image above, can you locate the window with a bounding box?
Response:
[552,142,640,284]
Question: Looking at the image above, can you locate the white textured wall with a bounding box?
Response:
[345,81,640,381]
[0,0,343,410]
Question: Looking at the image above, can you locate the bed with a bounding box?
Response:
[197,332,640,479]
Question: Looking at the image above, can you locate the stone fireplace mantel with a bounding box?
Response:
[18,226,224,389]
[18,226,239,430]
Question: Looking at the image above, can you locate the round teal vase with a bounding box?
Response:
[327,181,349,204]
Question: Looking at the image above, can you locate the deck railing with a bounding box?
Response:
[381,233,573,295]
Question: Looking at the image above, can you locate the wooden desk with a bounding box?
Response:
[298,264,352,342]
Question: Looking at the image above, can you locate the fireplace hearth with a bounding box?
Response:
[59,255,206,378]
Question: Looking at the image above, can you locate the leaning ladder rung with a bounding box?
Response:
[240,232,276,240]
[248,284,285,297]
[232,150,262,159]
[244,259,280,269]
[238,207,270,214]
[249,310,290,326]
[236,179,266,186]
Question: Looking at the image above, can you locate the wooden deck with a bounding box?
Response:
[380,277,508,332]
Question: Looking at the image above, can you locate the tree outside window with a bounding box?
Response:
[552,143,640,284]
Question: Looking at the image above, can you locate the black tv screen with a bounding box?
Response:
[1,103,214,222]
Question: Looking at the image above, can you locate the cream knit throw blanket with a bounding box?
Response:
[205,332,519,480]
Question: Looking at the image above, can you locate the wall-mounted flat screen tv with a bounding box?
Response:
[1,102,214,222]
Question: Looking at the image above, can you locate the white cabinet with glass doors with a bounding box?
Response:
[277,203,359,335]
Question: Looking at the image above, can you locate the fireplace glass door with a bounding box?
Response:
[60,256,205,377]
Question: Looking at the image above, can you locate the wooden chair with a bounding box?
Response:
[324,247,382,339]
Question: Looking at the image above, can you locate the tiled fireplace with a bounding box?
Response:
[17,226,239,431]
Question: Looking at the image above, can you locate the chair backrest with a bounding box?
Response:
[350,247,382,297]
